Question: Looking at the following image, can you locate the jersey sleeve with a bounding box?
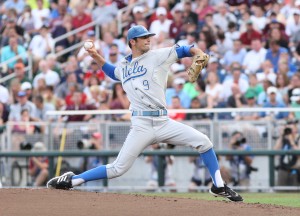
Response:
[102,63,120,81]
[175,45,194,58]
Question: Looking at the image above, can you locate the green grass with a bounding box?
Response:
[136,192,300,208]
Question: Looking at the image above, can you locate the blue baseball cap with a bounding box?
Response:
[127,25,155,41]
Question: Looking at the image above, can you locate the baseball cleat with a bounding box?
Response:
[209,184,243,202]
[47,171,74,190]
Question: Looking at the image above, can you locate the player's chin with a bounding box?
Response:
[143,45,150,52]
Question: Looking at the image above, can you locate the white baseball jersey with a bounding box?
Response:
[105,45,213,179]
[113,46,177,111]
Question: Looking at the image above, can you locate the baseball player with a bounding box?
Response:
[47,25,243,202]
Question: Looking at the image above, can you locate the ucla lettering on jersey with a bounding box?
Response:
[122,61,147,83]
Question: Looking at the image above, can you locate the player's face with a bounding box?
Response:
[135,35,151,53]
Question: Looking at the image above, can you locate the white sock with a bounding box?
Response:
[214,170,224,188]
[71,178,85,187]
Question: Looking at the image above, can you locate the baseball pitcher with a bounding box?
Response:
[47,25,243,202]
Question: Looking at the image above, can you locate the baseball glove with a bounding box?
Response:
[187,52,210,83]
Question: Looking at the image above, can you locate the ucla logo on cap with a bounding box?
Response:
[127,25,156,41]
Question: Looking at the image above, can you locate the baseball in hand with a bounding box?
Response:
[84,41,93,49]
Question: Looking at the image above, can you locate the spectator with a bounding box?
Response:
[83,73,102,100]
[43,85,62,110]
[242,38,267,74]
[1,0,26,16]
[168,96,186,121]
[239,20,262,50]
[0,84,10,105]
[203,57,226,83]
[0,9,25,39]
[21,81,33,100]
[108,82,129,121]
[64,90,95,122]
[8,79,21,105]
[100,31,127,60]
[205,72,224,107]
[149,7,173,38]
[182,0,198,26]
[55,72,78,99]
[71,2,92,40]
[1,36,27,73]
[260,86,288,120]
[222,67,249,102]
[83,61,105,88]
[215,30,233,57]
[257,79,283,105]
[52,14,75,57]
[33,60,60,89]
[31,0,51,30]
[290,88,300,120]
[222,39,247,70]
[10,63,31,85]
[91,0,118,32]
[274,120,300,186]
[225,22,240,42]
[195,0,215,26]
[276,73,290,105]
[46,54,62,77]
[0,25,24,47]
[246,74,264,98]
[126,5,146,30]
[169,5,183,40]
[86,85,108,109]
[9,91,36,121]
[285,9,300,38]
[266,27,289,50]
[29,25,55,72]
[147,0,173,26]
[256,60,276,84]
[12,108,35,134]
[288,73,300,103]
[186,97,210,120]
[17,4,36,38]
[235,90,260,121]
[65,83,87,106]
[250,5,268,32]
[28,142,49,186]
[212,2,236,32]
[223,131,254,186]
[177,31,198,47]
[166,78,191,109]
[227,83,247,108]
[265,39,288,73]
[32,95,56,121]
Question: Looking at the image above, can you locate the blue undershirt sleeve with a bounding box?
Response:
[102,62,119,81]
[175,45,194,58]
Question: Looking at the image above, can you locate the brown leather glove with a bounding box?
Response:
[187,52,210,83]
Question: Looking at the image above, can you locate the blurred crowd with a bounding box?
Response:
[1,0,300,128]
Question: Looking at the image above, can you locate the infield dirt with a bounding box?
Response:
[0,189,299,216]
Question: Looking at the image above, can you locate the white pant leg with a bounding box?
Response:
[155,118,213,153]
[106,117,155,179]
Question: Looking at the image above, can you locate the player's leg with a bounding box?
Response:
[156,118,243,201]
[47,117,155,189]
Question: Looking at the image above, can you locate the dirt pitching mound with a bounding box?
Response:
[0,189,299,216]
